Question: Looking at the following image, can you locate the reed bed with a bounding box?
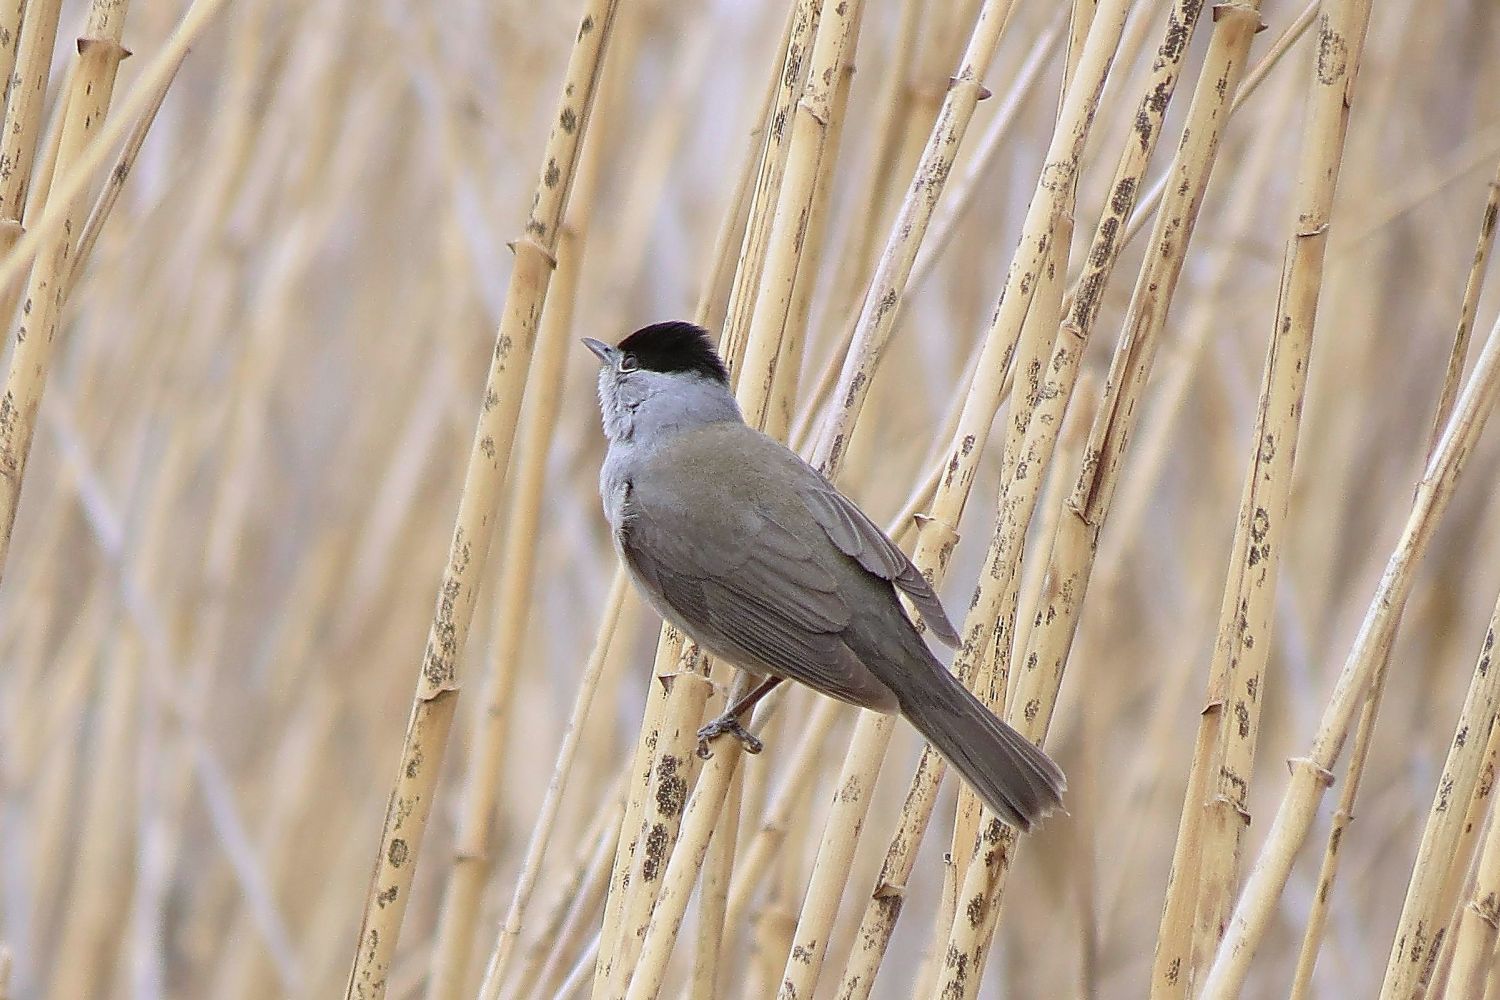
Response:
[1,1,1499,998]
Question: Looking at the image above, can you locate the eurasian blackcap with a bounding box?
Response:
[584,321,1064,831]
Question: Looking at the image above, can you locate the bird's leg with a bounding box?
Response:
[696,675,782,759]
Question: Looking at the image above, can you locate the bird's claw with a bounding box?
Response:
[696,715,764,759]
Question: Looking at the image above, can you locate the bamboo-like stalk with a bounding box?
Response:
[1446,764,1500,999]
[1154,1,1373,992]
[943,204,1074,910]
[812,0,1018,472]
[1202,250,1500,999]
[1431,167,1500,451]
[1290,159,1500,1000]
[519,795,625,999]
[593,630,715,999]
[1188,1,1373,978]
[344,5,620,997]
[476,573,630,999]
[691,761,740,999]
[1427,720,1500,998]
[425,63,610,995]
[716,0,821,377]
[620,736,751,1000]
[738,0,863,435]
[765,0,862,441]
[951,0,1209,902]
[0,0,130,578]
[0,0,22,114]
[1380,605,1500,999]
[0,0,62,306]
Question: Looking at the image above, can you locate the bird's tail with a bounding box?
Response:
[894,664,1065,832]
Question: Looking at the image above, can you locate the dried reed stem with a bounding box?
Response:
[0,0,62,321]
[952,0,1209,903]
[0,0,130,577]
[344,5,620,996]
[1379,604,1500,999]
[1446,751,1500,998]
[1204,197,1500,1000]
[477,574,630,998]
[1290,157,1500,999]
[813,0,1018,471]
[717,0,821,376]
[425,83,609,998]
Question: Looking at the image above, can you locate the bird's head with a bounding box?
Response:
[583,321,739,443]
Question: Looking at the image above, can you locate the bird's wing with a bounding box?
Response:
[800,479,962,648]
[618,481,897,711]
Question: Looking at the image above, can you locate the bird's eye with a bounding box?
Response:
[619,354,638,372]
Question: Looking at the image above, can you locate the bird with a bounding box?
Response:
[583,320,1065,831]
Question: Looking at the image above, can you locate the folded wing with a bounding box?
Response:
[799,479,962,648]
[618,483,897,712]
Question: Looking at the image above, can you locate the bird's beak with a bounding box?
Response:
[582,338,614,365]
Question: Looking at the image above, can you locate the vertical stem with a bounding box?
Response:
[343,4,621,997]
[1203,294,1500,1000]
[1446,754,1500,999]
[0,0,128,579]
[425,68,611,994]
[476,575,630,1000]
[1290,158,1500,999]
[1380,607,1500,999]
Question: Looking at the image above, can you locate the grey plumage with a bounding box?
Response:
[587,325,1065,831]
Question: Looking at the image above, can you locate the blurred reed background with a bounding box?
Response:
[2,0,1499,997]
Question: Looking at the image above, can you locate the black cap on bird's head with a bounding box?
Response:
[583,321,729,386]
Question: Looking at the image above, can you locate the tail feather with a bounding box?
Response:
[896,668,1066,832]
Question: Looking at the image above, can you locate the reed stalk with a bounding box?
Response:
[345,5,621,996]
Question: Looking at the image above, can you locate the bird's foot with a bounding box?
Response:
[696,714,764,759]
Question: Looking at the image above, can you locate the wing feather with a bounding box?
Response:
[801,482,962,647]
[618,487,896,712]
